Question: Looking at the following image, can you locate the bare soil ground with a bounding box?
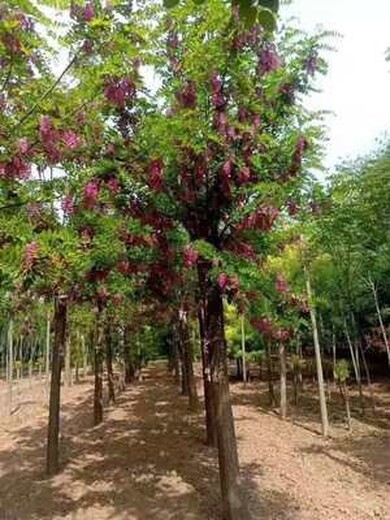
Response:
[0,365,389,520]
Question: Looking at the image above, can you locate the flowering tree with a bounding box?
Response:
[137,1,327,517]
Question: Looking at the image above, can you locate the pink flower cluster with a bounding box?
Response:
[61,195,75,216]
[226,239,256,261]
[107,177,120,195]
[62,130,81,150]
[252,317,292,342]
[275,274,290,294]
[104,77,136,108]
[0,156,31,180]
[149,158,164,192]
[40,116,81,163]
[211,71,225,109]
[258,44,283,75]
[236,206,280,232]
[288,136,309,177]
[83,180,100,209]
[70,2,95,22]
[183,246,199,268]
[177,80,197,109]
[23,241,39,270]
[217,273,239,293]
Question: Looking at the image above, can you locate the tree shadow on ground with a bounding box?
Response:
[230,378,390,435]
[300,431,390,486]
[0,366,299,519]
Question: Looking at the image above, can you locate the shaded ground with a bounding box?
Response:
[0,365,389,519]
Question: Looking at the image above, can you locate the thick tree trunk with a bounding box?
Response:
[198,262,249,520]
[198,306,218,447]
[105,324,116,405]
[46,296,67,476]
[279,342,287,420]
[93,313,104,425]
[123,324,135,384]
[306,272,329,437]
[178,308,199,411]
[266,339,275,406]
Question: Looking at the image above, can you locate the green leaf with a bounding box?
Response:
[164,0,180,7]
[239,0,258,27]
[258,0,279,13]
[258,8,277,32]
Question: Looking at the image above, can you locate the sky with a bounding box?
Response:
[282,0,390,170]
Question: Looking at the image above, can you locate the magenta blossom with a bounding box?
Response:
[259,44,283,74]
[238,167,251,185]
[83,3,95,21]
[276,274,290,294]
[40,115,54,137]
[183,246,199,268]
[62,130,81,150]
[0,157,31,180]
[149,158,164,192]
[18,138,30,155]
[211,71,225,108]
[24,242,40,270]
[177,80,197,109]
[217,273,239,293]
[236,206,279,232]
[97,288,109,304]
[107,177,121,195]
[104,77,136,108]
[83,180,100,209]
[61,195,75,216]
[252,317,274,336]
[222,158,233,178]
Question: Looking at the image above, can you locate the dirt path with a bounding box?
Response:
[0,366,389,519]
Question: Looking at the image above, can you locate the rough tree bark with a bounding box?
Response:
[94,310,104,425]
[266,339,275,406]
[82,334,88,378]
[198,262,249,520]
[64,334,71,387]
[46,296,67,476]
[279,341,287,420]
[171,330,181,386]
[105,323,116,405]
[177,323,189,397]
[198,305,218,447]
[178,307,199,411]
[123,324,135,384]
